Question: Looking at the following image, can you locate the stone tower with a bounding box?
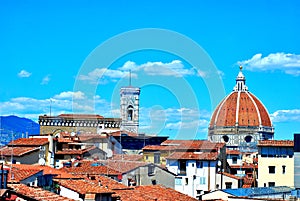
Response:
[120,83,140,133]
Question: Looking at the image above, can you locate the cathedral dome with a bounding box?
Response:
[208,66,274,146]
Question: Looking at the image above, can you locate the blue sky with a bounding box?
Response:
[1,0,300,140]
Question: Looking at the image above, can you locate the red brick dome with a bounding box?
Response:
[209,90,272,128]
[208,66,274,145]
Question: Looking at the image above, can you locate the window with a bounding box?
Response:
[196,161,203,168]
[127,105,134,121]
[268,166,275,174]
[175,177,182,185]
[232,156,238,164]
[148,164,155,175]
[179,160,187,175]
[268,182,275,187]
[244,135,252,143]
[200,177,206,185]
[154,153,160,164]
[185,178,188,185]
[222,135,229,143]
[282,165,286,174]
[225,182,232,189]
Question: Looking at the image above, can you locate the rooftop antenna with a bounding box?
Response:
[129,70,131,86]
[49,99,52,116]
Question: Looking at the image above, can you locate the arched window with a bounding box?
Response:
[222,135,229,143]
[244,135,252,143]
[127,105,134,121]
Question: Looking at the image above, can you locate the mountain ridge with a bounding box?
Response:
[0,115,40,145]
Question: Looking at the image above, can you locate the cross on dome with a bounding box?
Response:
[233,65,248,91]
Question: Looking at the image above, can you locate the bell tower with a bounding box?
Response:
[120,74,140,133]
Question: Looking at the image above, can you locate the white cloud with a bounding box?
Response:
[140,60,194,77]
[270,109,300,122]
[0,91,112,122]
[78,68,130,84]
[120,60,196,77]
[118,61,137,71]
[53,91,86,100]
[238,53,300,75]
[41,74,50,85]
[18,70,32,78]
[79,60,202,85]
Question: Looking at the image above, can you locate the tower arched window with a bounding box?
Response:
[127,105,134,121]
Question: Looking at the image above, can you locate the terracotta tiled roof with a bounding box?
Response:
[97,175,130,190]
[166,152,219,160]
[61,160,121,176]
[142,145,178,151]
[0,146,39,157]
[54,179,114,194]
[8,167,42,183]
[99,160,149,173]
[230,163,257,169]
[209,91,272,127]
[78,133,108,141]
[55,145,98,155]
[112,189,153,201]
[135,185,198,201]
[12,164,81,179]
[9,183,75,201]
[8,138,49,146]
[112,154,143,161]
[226,149,242,155]
[57,138,74,143]
[161,140,225,151]
[113,185,199,201]
[258,140,294,147]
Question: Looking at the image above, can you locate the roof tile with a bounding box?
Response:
[8,138,49,146]
[54,179,114,194]
[258,140,294,147]
[166,151,219,160]
[9,183,75,201]
[0,146,39,157]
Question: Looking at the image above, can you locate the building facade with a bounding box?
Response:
[294,133,300,189]
[166,152,219,199]
[257,140,294,187]
[39,114,121,135]
[120,86,140,133]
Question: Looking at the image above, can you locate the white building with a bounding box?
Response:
[166,151,220,199]
[257,140,294,187]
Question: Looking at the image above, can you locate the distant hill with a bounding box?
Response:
[0,115,40,146]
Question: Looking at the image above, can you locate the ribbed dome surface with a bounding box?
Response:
[209,66,273,132]
[209,91,272,128]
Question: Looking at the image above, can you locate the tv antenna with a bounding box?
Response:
[129,70,131,86]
